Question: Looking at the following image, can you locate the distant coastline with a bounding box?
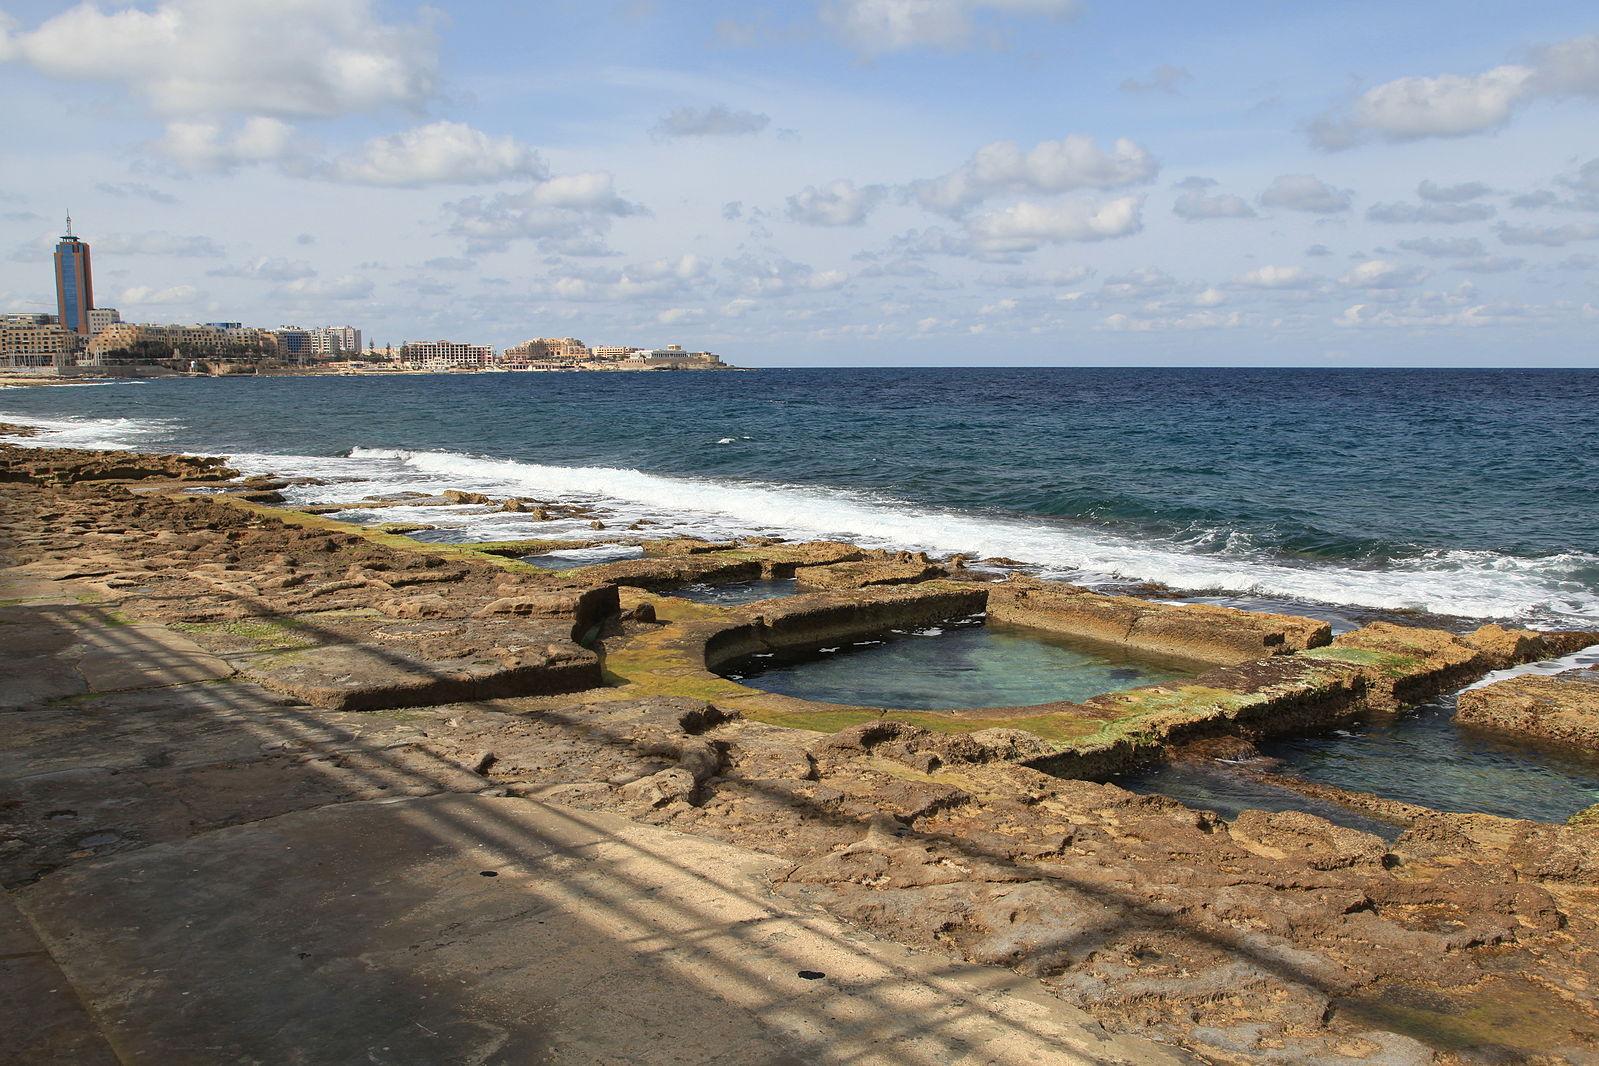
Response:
[1,360,744,384]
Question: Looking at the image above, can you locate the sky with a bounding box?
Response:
[0,1,1597,367]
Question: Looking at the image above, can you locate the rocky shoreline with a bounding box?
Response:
[5,438,1599,1063]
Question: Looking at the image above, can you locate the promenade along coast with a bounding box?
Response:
[5,427,1599,1063]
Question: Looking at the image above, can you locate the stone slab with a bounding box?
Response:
[16,793,1183,1065]
[0,890,121,1066]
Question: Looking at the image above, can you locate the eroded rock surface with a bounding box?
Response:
[988,576,1333,665]
[6,442,1599,1063]
[1457,668,1599,750]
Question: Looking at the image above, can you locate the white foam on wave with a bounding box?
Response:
[1461,643,1599,692]
[0,410,176,450]
[338,446,1599,628]
[10,413,1594,629]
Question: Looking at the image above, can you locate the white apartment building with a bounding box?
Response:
[87,307,121,336]
[310,325,362,356]
[399,339,493,368]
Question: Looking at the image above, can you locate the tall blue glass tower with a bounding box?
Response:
[54,214,94,335]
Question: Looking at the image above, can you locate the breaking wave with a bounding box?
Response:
[0,411,176,450]
[340,447,1599,628]
[6,409,1595,629]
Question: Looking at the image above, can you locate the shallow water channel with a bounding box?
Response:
[673,577,799,605]
[1119,691,1599,832]
[719,614,1203,710]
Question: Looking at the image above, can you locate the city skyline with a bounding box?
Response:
[11,217,716,362]
[0,2,1596,366]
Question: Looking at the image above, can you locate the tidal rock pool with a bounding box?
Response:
[1121,692,1599,830]
[673,577,800,605]
[519,544,645,570]
[720,614,1202,710]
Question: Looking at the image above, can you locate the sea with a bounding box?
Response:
[7,366,1599,823]
[4,367,1596,629]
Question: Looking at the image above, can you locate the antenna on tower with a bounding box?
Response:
[65,212,74,238]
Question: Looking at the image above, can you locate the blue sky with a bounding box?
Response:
[1,0,1596,365]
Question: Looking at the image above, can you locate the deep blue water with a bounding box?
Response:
[4,368,1598,625]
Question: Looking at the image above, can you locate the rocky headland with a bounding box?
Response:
[4,439,1599,1064]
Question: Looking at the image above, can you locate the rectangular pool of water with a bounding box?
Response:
[518,545,645,570]
[673,577,799,606]
[720,614,1204,710]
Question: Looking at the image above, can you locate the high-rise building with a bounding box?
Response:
[53,214,94,336]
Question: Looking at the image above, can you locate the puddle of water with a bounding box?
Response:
[721,615,1203,710]
[1123,692,1599,828]
[1114,761,1405,839]
[673,577,799,605]
[519,545,645,571]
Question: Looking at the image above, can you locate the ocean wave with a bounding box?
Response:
[7,411,1595,628]
[343,447,1599,628]
[0,411,176,450]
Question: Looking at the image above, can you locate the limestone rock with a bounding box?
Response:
[1456,668,1599,750]
[988,576,1331,665]
[793,559,945,591]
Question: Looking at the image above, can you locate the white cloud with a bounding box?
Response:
[1103,309,1246,331]
[97,231,225,257]
[1529,34,1599,95]
[966,195,1144,252]
[1339,259,1429,289]
[1417,179,1492,203]
[1396,237,1485,258]
[820,0,1080,55]
[1451,255,1523,273]
[118,284,199,304]
[1099,267,1176,300]
[447,173,647,254]
[273,274,374,301]
[544,255,712,303]
[1335,299,1537,328]
[95,181,178,204]
[330,122,545,186]
[910,134,1157,216]
[209,257,318,281]
[723,254,849,296]
[0,0,438,118]
[1309,34,1599,149]
[786,180,888,226]
[1172,177,1256,221]
[1232,265,1316,289]
[656,307,705,325]
[154,117,297,172]
[1259,174,1353,214]
[651,105,770,139]
[1497,220,1599,246]
[1121,64,1191,95]
[1366,200,1495,224]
